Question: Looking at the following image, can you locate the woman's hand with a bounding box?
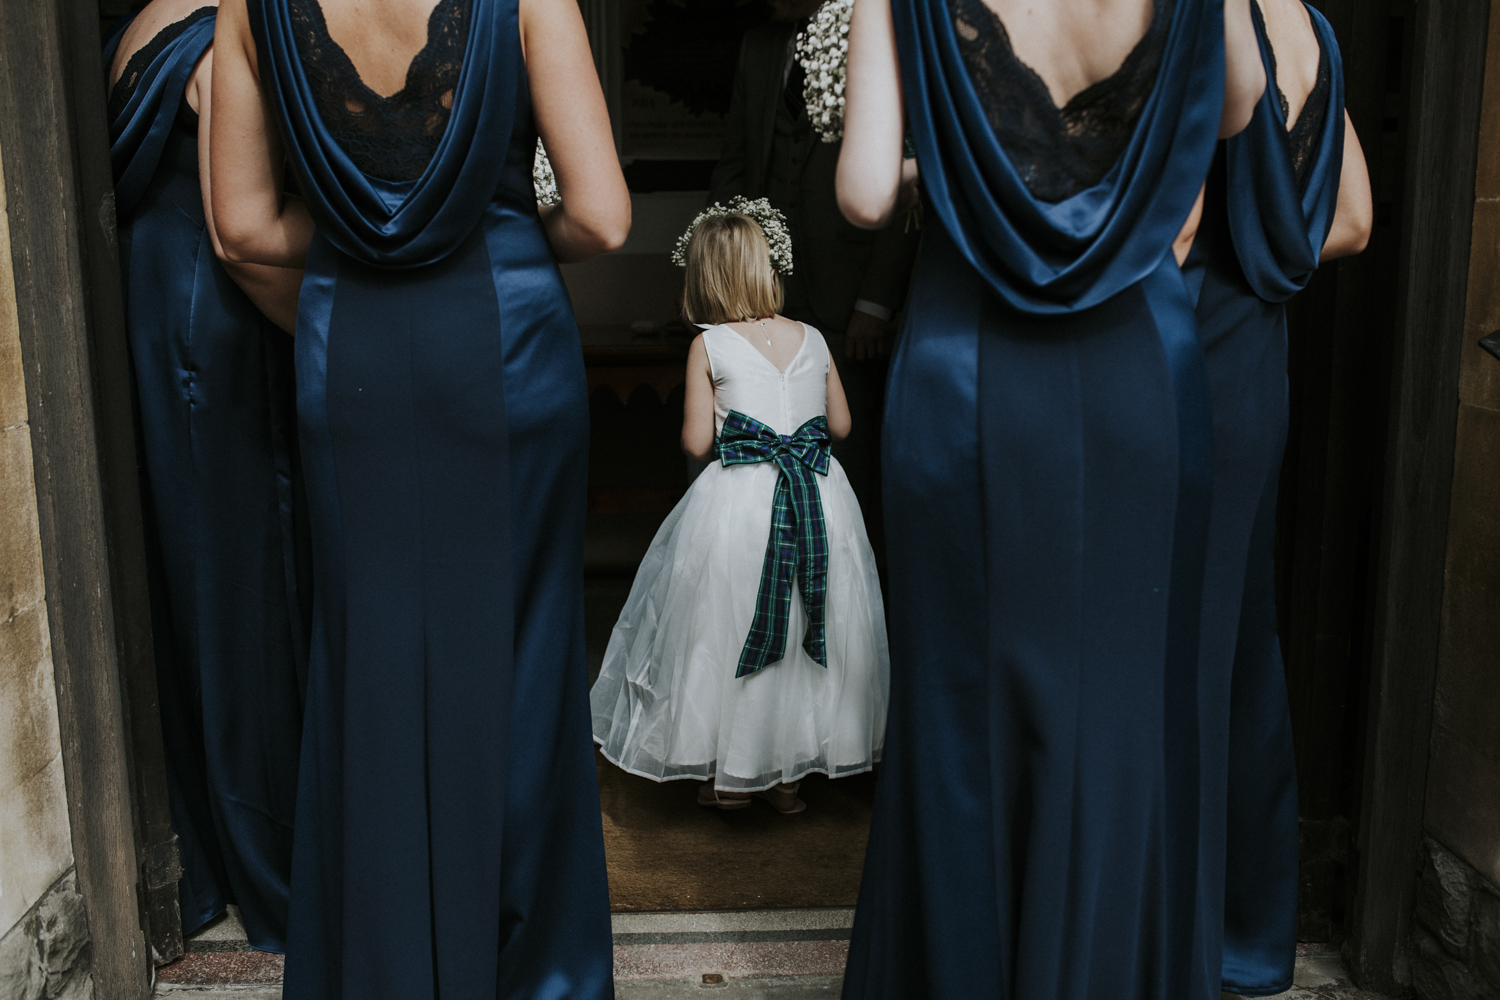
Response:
[521,0,630,262]
[209,0,316,268]
[837,0,906,231]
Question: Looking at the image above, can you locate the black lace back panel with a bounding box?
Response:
[107,7,216,124]
[288,0,473,182]
[950,0,1173,203]
[1265,36,1332,191]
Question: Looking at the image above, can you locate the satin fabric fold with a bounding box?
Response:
[246,1,614,996]
[1224,2,1344,302]
[248,0,518,267]
[1184,6,1347,993]
[893,0,1222,313]
[106,13,215,217]
[844,2,1228,997]
[106,13,308,951]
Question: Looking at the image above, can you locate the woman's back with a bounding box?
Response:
[288,0,471,183]
[954,0,1170,201]
[972,0,1157,109]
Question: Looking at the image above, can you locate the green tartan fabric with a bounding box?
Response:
[716,411,832,677]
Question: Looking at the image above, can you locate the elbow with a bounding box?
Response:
[838,188,894,231]
[213,207,273,266]
[588,211,632,256]
[215,224,258,265]
[576,199,634,257]
[1324,217,1373,261]
[682,434,714,464]
[1348,204,1374,256]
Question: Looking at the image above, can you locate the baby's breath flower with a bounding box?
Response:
[795,0,853,143]
[672,197,795,276]
[533,139,560,206]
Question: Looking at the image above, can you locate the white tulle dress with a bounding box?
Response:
[591,323,889,792]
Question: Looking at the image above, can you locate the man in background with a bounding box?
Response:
[710,0,919,540]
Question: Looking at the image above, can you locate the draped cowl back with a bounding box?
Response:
[1224,3,1344,303]
[893,0,1224,314]
[247,0,519,269]
[105,13,215,218]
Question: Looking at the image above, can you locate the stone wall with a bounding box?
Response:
[1413,839,1500,1000]
[0,137,92,993]
[0,870,92,1000]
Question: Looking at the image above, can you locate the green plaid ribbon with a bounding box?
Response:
[716,411,832,678]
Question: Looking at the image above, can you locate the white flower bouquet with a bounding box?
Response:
[795,0,853,143]
[533,139,560,206]
[672,197,795,276]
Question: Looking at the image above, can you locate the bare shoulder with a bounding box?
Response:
[1257,0,1315,38]
[518,0,587,37]
[688,332,711,365]
[111,0,219,87]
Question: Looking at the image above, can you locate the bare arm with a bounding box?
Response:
[1221,0,1267,138]
[682,335,717,462]
[521,0,630,262]
[1321,111,1372,260]
[194,47,303,332]
[837,0,909,231]
[826,359,851,442]
[210,0,315,267]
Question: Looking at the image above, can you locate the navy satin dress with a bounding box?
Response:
[106,11,307,952]
[1185,6,1346,994]
[843,1,1234,998]
[245,0,613,996]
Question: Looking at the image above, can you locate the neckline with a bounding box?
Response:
[720,321,809,376]
[299,0,457,103]
[978,0,1163,115]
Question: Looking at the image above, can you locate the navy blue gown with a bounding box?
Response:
[245,0,614,996]
[843,0,1234,997]
[1185,6,1346,994]
[106,10,307,952]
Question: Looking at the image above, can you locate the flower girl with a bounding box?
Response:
[590,201,889,814]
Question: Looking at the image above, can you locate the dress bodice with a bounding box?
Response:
[950,0,1173,202]
[288,0,473,182]
[703,324,829,437]
[107,7,216,124]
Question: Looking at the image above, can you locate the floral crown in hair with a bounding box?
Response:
[671,197,794,276]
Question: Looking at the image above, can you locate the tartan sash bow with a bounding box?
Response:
[717,411,832,678]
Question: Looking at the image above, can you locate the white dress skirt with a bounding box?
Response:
[590,323,889,792]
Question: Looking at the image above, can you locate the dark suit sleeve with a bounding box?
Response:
[708,35,753,205]
[854,214,922,315]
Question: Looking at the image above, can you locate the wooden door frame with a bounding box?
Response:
[0,1,183,996]
[1345,0,1490,992]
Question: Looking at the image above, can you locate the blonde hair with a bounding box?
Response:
[681,214,783,325]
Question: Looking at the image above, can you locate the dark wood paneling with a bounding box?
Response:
[58,0,185,966]
[1283,0,1409,946]
[0,0,181,994]
[1347,0,1490,992]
